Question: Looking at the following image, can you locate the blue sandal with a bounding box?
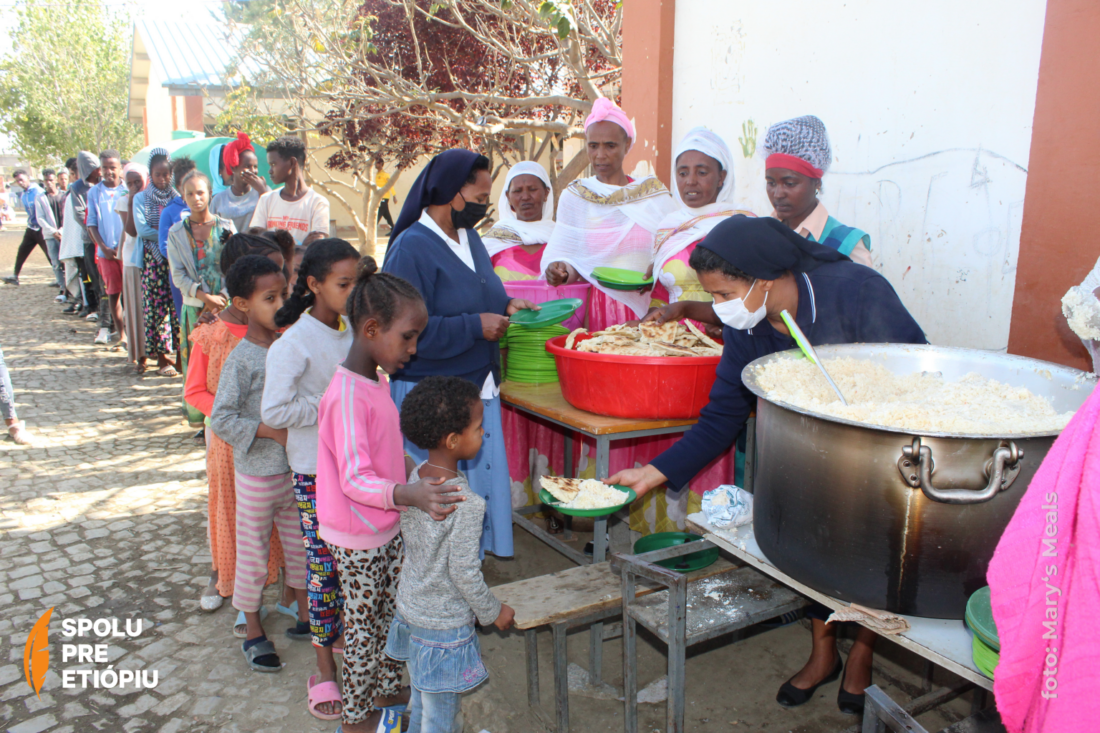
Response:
[335,708,401,732]
[232,606,269,639]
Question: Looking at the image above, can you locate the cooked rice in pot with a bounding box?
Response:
[753,356,1074,434]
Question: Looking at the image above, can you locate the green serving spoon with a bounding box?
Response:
[779,309,848,406]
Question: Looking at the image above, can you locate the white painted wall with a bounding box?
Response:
[670,0,1047,350]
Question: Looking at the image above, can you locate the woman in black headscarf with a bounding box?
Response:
[610,215,926,716]
[383,149,536,558]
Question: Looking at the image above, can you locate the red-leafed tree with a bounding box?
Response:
[228,0,621,254]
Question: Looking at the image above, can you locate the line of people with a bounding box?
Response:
[4,133,514,732]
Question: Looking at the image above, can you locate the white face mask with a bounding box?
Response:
[712,280,768,330]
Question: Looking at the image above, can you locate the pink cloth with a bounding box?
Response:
[492,245,545,280]
[987,382,1100,733]
[315,366,405,551]
[585,97,635,142]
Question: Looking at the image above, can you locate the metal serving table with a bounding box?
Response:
[501,380,699,691]
[686,513,999,732]
[685,513,993,692]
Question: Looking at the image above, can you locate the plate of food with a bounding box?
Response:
[538,476,637,516]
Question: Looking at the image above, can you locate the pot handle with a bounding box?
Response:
[898,438,1023,505]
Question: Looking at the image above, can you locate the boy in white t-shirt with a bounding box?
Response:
[251,135,330,245]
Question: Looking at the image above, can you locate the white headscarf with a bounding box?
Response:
[653,128,750,285]
[482,161,556,257]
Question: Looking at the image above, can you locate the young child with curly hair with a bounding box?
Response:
[387,375,515,733]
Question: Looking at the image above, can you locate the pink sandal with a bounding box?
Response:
[307,674,343,721]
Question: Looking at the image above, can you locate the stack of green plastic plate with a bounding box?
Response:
[502,323,567,384]
[965,586,1000,679]
[592,266,653,290]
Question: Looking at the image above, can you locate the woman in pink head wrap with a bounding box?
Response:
[119,162,149,369]
[541,96,675,331]
[511,99,675,544]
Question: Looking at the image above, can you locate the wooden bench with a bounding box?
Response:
[493,556,736,733]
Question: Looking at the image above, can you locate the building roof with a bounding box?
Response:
[128,19,258,123]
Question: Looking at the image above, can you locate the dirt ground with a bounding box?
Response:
[0,221,982,733]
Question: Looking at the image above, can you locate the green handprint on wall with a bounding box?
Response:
[739,120,758,158]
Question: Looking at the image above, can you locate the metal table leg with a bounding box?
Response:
[526,629,539,708]
[563,431,574,539]
[588,435,611,685]
[667,578,688,733]
[553,623,569,733]
[622,568,638,733]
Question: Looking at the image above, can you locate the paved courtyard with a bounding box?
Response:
[0,235,351,733]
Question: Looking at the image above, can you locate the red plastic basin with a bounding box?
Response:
[504,281,590,331]
[545,335,721,419]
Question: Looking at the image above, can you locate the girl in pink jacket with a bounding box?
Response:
[315,257,464,733]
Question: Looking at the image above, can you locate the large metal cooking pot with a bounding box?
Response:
[742,344,1096,619]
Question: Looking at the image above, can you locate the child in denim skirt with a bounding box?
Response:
[388,376,515,733]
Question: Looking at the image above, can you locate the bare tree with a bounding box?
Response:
[228,0,621,254]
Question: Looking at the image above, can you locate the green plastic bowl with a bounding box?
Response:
[633,532,719,573]
[965,586,1000,652]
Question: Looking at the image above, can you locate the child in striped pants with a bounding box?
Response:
[211,254,308,673]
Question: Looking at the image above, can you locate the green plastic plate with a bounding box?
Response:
[510,298,584,328]
[539,485,637,517]
[595,277,653,291]
[971,634,999,679]
[965,587,1000,652]
[592,266,651,285]
[633,532,719,573]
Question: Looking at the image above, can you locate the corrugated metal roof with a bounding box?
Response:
[135,19,253,90]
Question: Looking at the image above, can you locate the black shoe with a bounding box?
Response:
[776,655,842,708]
[837,657,869,716]
[192,429,206,444]
[63,303,80,314]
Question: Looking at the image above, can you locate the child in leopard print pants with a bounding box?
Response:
[314,262,464,732]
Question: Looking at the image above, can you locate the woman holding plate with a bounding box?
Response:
[542,97,676,331]
[383,148,538,558]
[616,128,758,535]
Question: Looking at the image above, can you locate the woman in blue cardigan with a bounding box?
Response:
[383,149,537,557]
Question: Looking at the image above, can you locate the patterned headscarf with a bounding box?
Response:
[144,147,176,239]
[763,115,832,179]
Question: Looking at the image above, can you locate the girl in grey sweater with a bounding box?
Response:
[211,255,309,674]
[386,376,515,733]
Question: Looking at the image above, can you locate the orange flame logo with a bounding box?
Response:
[24,607,53,697]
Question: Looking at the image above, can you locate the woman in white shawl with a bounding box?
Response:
[482,161,556,281]
[542,97,676,330]
[610,128,753,538]
[648,127,755,311]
